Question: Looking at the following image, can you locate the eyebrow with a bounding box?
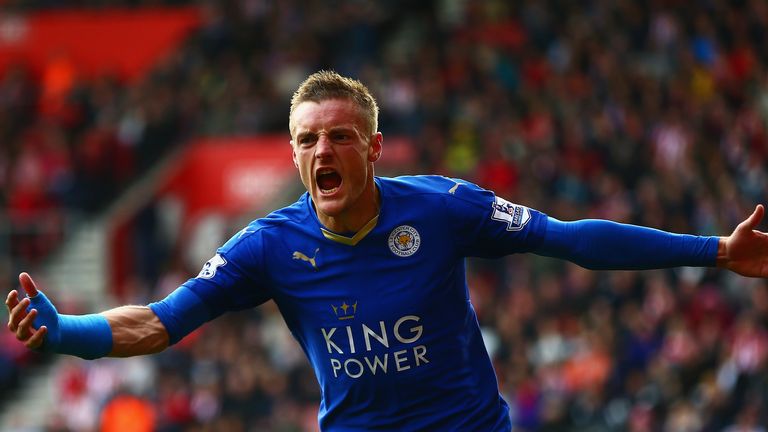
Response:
[294,125,360,137]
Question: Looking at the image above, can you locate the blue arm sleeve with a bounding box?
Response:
[535,217,720,270]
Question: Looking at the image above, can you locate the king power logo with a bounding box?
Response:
[321,315,429,379]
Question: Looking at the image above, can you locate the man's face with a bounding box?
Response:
[290,98,382,225]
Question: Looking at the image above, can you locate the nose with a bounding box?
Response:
[315,133,333,159]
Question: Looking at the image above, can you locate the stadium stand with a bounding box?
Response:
[1,0,767,430]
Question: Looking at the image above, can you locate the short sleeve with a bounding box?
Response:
[444,179,549,258]
[182,226,272,319]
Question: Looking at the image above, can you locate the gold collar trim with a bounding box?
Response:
[320,215,379,246]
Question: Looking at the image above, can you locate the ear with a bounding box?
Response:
[368,132,383,162]
[290,141,299,169]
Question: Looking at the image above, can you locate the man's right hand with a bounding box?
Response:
[5,272,48,349]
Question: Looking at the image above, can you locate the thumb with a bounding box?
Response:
[739,204,765,231]
[19,272,39,298]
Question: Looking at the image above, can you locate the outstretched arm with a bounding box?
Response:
[535,219,717,271]
[102,306,169,357]
[6,272,169,358]
[535,205,767,276]
[716,204,768,277]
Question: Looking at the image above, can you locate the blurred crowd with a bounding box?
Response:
[2,0,768,430]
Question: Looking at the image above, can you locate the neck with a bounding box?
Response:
[317,179,380,234]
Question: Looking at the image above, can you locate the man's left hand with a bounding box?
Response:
[717,204,768,277]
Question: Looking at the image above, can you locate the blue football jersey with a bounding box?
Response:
[180,175,548,431]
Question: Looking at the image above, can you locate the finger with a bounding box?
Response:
[8,297,30,333]
[25,325,46,350]
[16,308,37,341]
[743,204,764,230]
[6,289,19,312]
[18,272,39,298]
[756,204,766,227]
[6,290,19,331]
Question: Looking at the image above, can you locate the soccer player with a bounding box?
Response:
[6,71,768,431]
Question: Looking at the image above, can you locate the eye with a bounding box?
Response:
[298,134,316,146]
[332,132,352,143]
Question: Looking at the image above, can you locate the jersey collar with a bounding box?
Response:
[311,177,383,246]
[320,215,379,246]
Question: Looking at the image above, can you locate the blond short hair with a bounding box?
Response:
[289,70,379,136]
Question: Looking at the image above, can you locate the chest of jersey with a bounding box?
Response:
[270,217,467,314]
[263,216,471,382]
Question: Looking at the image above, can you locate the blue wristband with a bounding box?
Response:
[29,291,113,360]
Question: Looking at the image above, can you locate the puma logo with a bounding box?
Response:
[448,182,462,194]
[293,248,320,269]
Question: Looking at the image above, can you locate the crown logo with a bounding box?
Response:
[331,301,358,320]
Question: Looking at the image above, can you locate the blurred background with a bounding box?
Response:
[1,0,767,431]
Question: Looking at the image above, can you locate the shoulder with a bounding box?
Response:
[377,175,470,197]
[377,175,498,217]
[219,194,312,253]
[381,175,495,205]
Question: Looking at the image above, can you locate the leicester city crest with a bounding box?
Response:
[388,225,421,257]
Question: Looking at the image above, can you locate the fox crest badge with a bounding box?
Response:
[388,225,421,257]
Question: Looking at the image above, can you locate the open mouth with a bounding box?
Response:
[316,168,342,194]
